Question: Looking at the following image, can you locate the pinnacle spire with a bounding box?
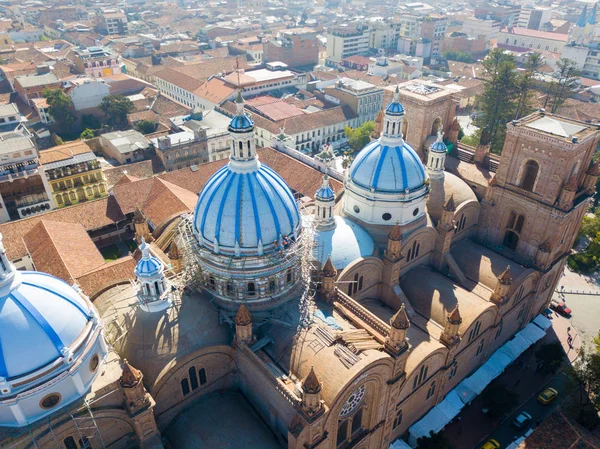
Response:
[589,3,597,25]
[587,160,600,176]
[389,221,402,241]
[443,194,456,212]
[565,176,578,191]
[322,255,337,278]
[168,241,181,259]
[448,305,462,324]
[302,367,322,394]
[498,265,512,285]
[390,303,410,330]
[577,4,588,27]
[235,303,252,326]
[133,205,145,224]
[120,359,143,388]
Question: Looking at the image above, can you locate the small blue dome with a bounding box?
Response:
[430,139,447,153]
[0,272,93,379]
[349,140,427,193]
[228,114,254,132]
[316,185,335,201]
[194,163,301,255]
[135,240,163,279]
[385,101,405,116]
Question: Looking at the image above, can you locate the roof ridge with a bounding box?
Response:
[34,220,77,283]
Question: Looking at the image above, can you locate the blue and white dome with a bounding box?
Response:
[316,174,335,201]
[194,164,301,255]
[385,86,405,115]
[430,135,447,153]
[135,238,163,279]
[0,272,93,379]
[349,139,427,193]
[194,92,301,257]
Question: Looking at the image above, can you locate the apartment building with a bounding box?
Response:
[518,6,553,31]
[326,26,370,66]
[99,130,150,164]
[264,28,320,68]
[40,141,107,208]
[99,10,128,36]
[13,70,60,105]
[420,14,448,59]
[323,78,384,123]
[0,127,54,223]
[72,46,122,78]
[462,17,501,47]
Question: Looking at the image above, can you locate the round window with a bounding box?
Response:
[40,393,61,409]
[382,213,392,221]
[412,208,419,217]
[90,354,100,372]
[353,205,360,214]
[340,384,366,418]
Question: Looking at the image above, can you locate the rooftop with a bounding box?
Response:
[515,112,599,142]
[101,129,150,154]
[0,103,19,118]
[223,67,297,87]
[14,72,59,89]
[499,27,568,42]
[39,140,94,165]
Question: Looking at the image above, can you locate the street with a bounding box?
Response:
[479,371,570,449]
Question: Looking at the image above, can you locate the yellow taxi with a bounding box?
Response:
[538,388,559,404]
[480,439,501,449]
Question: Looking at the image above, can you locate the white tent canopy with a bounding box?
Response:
[408,391,464,445]
[390,439,412,449]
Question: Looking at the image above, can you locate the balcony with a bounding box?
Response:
[17,199,52,219]
[0,167,39,183]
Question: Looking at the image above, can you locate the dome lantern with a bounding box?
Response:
[315,174,335,230]
[134,238,171,313]
[426,127,447,179]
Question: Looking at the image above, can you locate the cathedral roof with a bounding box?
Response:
[385,86,405,116]
[427,172,477,224]
[588,3,597,25]
[443,194,456,212]
[322,255,337,277]
[577,4,588,27]
[134,238,163,279]
[315,174,335,201]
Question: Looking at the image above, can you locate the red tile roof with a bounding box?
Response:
[500,26,568,42]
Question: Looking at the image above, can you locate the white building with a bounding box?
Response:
[499,27,568,53]
[517,6,553,31]
[462,17,501,45]
[326,26,370,65]
[67,78,111,111]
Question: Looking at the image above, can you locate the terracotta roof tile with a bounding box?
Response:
[104,160,156,188]
[194,77,235,105]
[39,140,94,165]
[76,256,136,299]
[141,178,197,227]
[0,196,124,261]
[23,220,105,283]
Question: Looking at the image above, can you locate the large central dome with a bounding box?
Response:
[349,139,426,193]
[194,163,301,255]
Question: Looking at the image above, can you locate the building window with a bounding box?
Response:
[455,214,466,232]
[63,437,78,449]
[382,212,392,221]
[269,279,276,293]
[393,404,403,429]
[476,338,485,356]
[448,362,458,380]
[504,211,525,251]
[286,268,293,284]
[406,240,420,262]
[520,160,539,192]
[495,321,503,340]
[426,381,436,400]
[40,393,61,409]
[181,378,190,396]
[517,304,526,321]
[514,285,524,304]
[337,385,366,447]
[247,282,256,296]
[468,321,481,343]
[90,354,100,372]
[413,364,428,390]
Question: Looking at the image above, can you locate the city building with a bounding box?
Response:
[498,27,568,53]
[517,6,553,31]
[13,70,60,105]
[72,46,122,78]
[0,127,54,223]
[39,141,107,208]
[461,17,501,47]
[263,28,320,68]
[561,4,600,80]
[368,55,424,79]
[324,77,385,123]
[221,62,309,98]
[66,78,111,111]
[99,10,128,36]
[99,129,151,165]
[326,26,370,66]
[30,98,54,124]
[369,21,402,50]
[0,104,25,129]
[420,14,448,59]
[473,2,521,27]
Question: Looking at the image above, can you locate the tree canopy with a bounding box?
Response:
[481,381,519,418]
[345,121,374,153]
[544,58,580,114]
[42,88,76,133]
[535,342,565,375]
[134,119,156,135]
[416,431,455,449]
[100,94,135,128]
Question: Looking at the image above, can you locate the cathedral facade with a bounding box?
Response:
[0,88,598,449]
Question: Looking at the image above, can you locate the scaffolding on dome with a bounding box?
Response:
[173,202,318,327]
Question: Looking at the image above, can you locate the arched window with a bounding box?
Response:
[247,282,256,296]
[455,214,466,233]
[514,285,524,304]
[154,281,160,295]
[199,367,207,385]
[286,268,293,284]
[238,141,243,151]
[64,437,78,449]
[226,281,234,296]
[426,381,436,400]
[401,118,408,139]
[503,211,525,250]
[189,366,199,390]
[431,117,441,136]
[520,160,539,192]
[181,378,190,396]
[269,279,276,293]
[406,240,420,262]
[412,364,429,390]
[358,275,363,291]
[337,385,366,447]
[209,275,215,289]
[79,437,90,449]
[468,321,481,343]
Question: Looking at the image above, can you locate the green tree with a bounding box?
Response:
[544,58,580,114]
[481,382,519,418]
[568,345,600,429]
[43,88,76,133]
[134,119,156,134]
[514,52,543,120]
[474,49,519,154]
[80,128,95,139]
[535,342,565,375]
[442,50,473,63]
[81,114,101,130]
[100,94,135,128]
[416,431,455,449]
[345,121,374,153]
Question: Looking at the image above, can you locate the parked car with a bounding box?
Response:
[512,411,532,428]
[538,387,559,404]
[480,439,500,449]
[550,300,572,317]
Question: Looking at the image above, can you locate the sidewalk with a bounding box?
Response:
[443,316,579,448]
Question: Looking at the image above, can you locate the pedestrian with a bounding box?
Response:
[567,327,571,333]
